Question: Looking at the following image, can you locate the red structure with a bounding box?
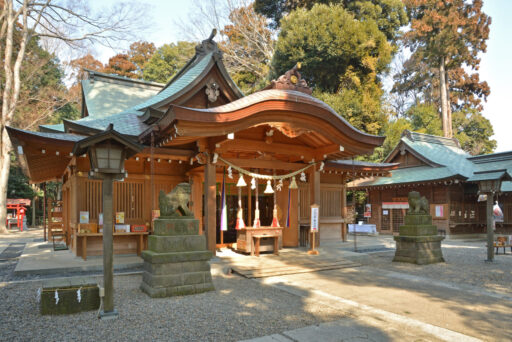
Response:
[6,199,31,231]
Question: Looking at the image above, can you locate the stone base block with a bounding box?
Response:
[404,214,432,226]
[41,278,99,315]
[148,235,207,253]
[399,225,438,237]
[153,218,199,236]
[393,235,445,265]
[141,250,212,264]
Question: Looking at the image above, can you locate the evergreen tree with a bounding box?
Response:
[143,42,196,84]
[272,4,392,135]
[401,0,491,137]
[254,0,408,44]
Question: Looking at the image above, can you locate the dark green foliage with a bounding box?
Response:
[255,0,408,43]
[143,42,196,84]
[272,4,392,138]
[8,155,36,201]
[453,109,496,155]
[273,4,392,92]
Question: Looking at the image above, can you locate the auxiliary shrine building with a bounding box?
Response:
[8,34,396,258]
[350,130,512,237]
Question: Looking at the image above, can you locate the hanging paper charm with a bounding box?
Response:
[278,179,284,191]
[227,166,233,179]
[77,288,82,303]
[300,172,307,182]
[54,290,59,305]
[251,177,256,190]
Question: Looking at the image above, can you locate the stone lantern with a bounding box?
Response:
[73,124,142,319]
[473,170,511,262]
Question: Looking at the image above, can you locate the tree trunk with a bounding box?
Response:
[439,57,451,138]
[0,130,12,234]
[446,82,453,137]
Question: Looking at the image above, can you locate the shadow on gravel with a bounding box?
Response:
[239,242,512,341]
[0,270,395,342]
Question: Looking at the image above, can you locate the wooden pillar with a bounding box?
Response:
[341,174,347,242]
[486,192,494,262]
[102,174,115,315]
[191,174,203,234]
[43,183,47,241]
[204,160,216,254]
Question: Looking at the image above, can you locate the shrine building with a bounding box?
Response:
[350,130,512,237]
[7,33,396,258]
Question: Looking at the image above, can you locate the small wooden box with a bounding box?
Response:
[131,225,147,232]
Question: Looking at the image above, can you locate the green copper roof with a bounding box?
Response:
[401,135,474,177]
[352,166,462,188]
[39,123,65,132]
[65,52,215,136]
[351,131,512,192]
[65,111,149,137]
[82,76,162,118]
[129,52,214,112]
[9,127,85,142]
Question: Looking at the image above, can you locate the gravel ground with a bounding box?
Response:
[0,266,350,342]
[364,240,512,295]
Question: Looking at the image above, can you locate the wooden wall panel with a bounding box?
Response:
[320,185,342,217]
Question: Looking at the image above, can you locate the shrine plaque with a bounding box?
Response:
[310,205,319,232]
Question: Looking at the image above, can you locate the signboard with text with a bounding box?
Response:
[310,205,319,232]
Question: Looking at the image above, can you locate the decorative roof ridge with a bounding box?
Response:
[402,130,461,148]
[159,29,223,93]
[468,150,512,163]
[262,63,312,95]
[84,69,164,88]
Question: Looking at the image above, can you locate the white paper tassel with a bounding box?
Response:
[276,179,283,191]
[227,166,233,179]
[36,288,41,303]
[300,172,307,182]
[54,290,59,305]
[77,288,82,303]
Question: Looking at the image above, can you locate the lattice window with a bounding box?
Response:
[114,181,144,220]
[81,179,102,220]
[299,184,310,220]
[320,188,341,217]
[391,209,405,233]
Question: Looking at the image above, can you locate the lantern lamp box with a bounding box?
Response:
[116,212,125,224]
[79,211,89,224]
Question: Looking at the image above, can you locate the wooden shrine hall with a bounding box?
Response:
[7,32,397,258]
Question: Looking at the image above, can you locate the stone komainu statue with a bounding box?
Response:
[159,183,193,217]
[407,191,429,215]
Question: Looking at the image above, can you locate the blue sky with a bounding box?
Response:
[91,0,511,152]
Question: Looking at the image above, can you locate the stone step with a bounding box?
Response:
[143,260,211,275]
[140,280,214,298]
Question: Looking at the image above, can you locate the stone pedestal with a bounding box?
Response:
[393,214,445,265]
[140,217,214,298]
